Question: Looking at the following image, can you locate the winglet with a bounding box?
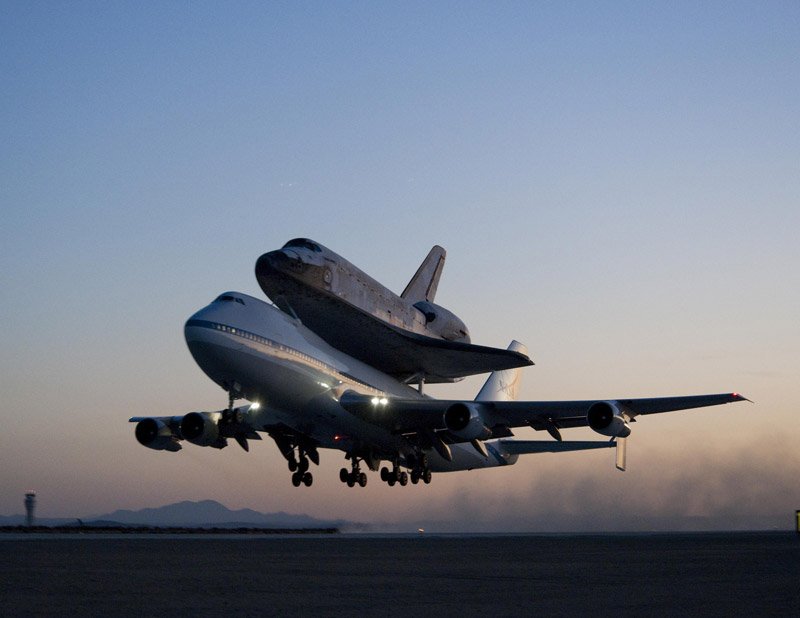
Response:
[401,245,446,302]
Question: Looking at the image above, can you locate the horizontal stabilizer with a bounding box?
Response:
[499,439,616,454]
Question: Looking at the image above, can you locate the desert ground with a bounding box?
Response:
[1,532,798,617]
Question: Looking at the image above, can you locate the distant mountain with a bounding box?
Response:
[1,500,358,530]
[88,500,352,529]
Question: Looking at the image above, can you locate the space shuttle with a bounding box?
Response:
[255,238,532,385]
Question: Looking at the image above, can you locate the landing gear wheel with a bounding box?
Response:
[422,469,432,484]
[291,472,302,487]
[411,472,420,484]
[340,468,349,483]
[399,471,408,486]
[298,457,309,473]
[302,472,313,487]
[288,459,298,472]
[347,476,355,488]
[358,472,367,487]
[387,476,396,487]
[380,467,390,482]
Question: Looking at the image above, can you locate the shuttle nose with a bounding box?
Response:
[255,250,281,278]
[255,249,307,291]
[256,249,296,278]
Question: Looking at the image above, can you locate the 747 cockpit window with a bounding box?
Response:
[283,238,322,252]
[215,294,245,305]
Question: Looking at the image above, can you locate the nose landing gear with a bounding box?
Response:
[267,429,319,488]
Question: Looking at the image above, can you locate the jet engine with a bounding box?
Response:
[587,401,631,438]
[180,412,223,447]
[135,418,181,452]
[443,403,492,441]
[413,301,471,343]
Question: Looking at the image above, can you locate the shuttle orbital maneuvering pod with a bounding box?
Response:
[131,238,748,488]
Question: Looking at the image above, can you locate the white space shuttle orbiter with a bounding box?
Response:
[255,238,532,384]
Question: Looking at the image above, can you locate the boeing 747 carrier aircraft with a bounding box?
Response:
[131,239,747,488]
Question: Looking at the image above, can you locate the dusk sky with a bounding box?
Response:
[2,2,798,530]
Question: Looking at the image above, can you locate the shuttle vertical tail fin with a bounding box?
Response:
[401,245,446,303]
[475,341,528,402]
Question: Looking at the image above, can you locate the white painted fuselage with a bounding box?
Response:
[184,292,504,471]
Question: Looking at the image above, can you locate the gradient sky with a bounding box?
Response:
[1,1,798,530]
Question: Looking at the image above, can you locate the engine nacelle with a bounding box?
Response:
[180,412,221,447]
[135,418,181,452]
[587,401,631,438]
[443,403,492,441]
[413,301,471,343]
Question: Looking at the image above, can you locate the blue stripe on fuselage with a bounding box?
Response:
[185,318,381,394]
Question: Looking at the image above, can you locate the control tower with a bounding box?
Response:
[24,491,36,527]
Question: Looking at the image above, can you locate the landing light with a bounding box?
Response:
[250,402,260,410]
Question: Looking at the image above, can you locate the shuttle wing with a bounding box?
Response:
[372,325,534,382]
[285,288,532,382]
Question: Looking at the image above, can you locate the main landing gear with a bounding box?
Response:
[339,454,368,488]
[288,448,314,487]
[379,454,431,487]
[380,463,408,486]
[404,453,432,485]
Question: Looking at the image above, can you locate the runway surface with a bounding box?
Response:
[1,532,798,617]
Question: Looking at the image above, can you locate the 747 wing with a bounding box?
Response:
[339,391,749,470]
